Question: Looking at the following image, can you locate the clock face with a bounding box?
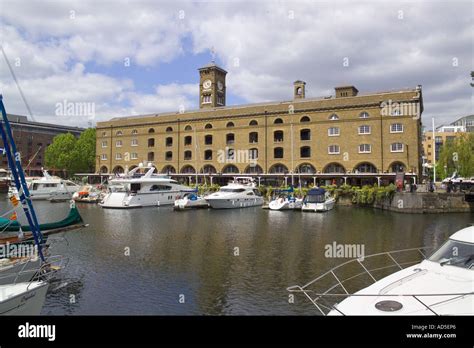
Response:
[203,79,212,89]
[217,81,224,91]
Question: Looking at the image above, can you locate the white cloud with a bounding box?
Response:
[0,0,471,128]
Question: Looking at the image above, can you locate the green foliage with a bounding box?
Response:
[45,128,96,176]
[436,133,474,179]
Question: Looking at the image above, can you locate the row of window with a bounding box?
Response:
[102,124,406,148]
[104,111,411,137]
[102,143,405,162]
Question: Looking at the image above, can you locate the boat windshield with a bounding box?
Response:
[306,194,325,203]
[220,188,246,193]
[429,239,474,269]
[109,183,127,192]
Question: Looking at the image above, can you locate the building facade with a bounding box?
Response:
[96,63,424,183]
[0,114,84,176]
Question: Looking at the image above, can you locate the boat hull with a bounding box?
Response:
[0,282,49,315]
[301,198,336,212]
[206,197,264,209]
[101,191,182,209]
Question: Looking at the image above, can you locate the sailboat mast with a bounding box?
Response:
[0,96,45,261]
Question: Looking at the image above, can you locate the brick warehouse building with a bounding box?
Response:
[0,114,84,176]
[96,63,424,186]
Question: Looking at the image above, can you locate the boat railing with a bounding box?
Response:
[0,252,68,287]
[285,246,462,315]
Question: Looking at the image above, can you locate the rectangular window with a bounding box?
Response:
[391,143,404,152]
[358,125,371,134]
[202,95,211,104]
[115,140,122,147]
[115,153,122,160]
[101,141,107,148]
[358,144,371,153]
[131,153,138,160]
[101,154,107,161]
[328,127,340,136]
[390,123,404,133]
[328,145,340,154]
[131,139,138,146]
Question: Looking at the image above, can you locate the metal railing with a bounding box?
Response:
[286,247,474,315]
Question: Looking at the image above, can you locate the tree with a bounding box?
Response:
[45,133,77,175]
[45,128,96,176]
[72,128,96,173]
[436,133,474,179]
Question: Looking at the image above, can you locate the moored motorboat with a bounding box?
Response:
[9,170,80,201]
[174,190,209,210]
[288,226,474,316]
[301,187,335,212]
[268,187,302,210]
[205,177,264,209]
[0,281,49,315]
[100,167,191,208]
[72,185,105,203]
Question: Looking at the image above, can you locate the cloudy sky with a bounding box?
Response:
[0,0,472,128]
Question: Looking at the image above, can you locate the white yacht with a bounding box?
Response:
[301,187,335,212]
[100,167,191,208]
[268,188,303,210]
[174,190,209,210]
[9,170,80,201]
[288,226,474,316]
[0,281,49,315]
[205,177,264,209]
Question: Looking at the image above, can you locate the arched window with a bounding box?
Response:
[269,164,288,174]
[201,165,217,174]
[184,125,192,131]
[116,130,123,136]
[184,151,192,160]
[113,166,124,174]
[181,165,195,174]
[329,113,339,121]
[300,116,310,123]
[390,162,405,173]
[274,130,284,142]
[298,163,316,174]
[323,163,346,173]
[300,129,311,141]
[355,162,377,173]
[274,118,283,124]
[223,164,239,173]
[274,147,284,159]
[132,129,138,135]
[300,146,311,158]
[204,150,212,161]
[161,165,176,174]
[249,132,258,143]
[244,164,263,174]
[205,123,213,129]
[148,128,155,133]
[99,166,108,174]
[249,120,258,126]
[226,121,235,128]
[166,127,173,132]
[359,112,369,119]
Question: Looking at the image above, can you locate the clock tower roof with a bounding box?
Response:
[198,62,227,74]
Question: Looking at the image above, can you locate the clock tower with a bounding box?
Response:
[198,62,227,109]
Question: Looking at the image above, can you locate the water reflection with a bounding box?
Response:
[0,198,471,315]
